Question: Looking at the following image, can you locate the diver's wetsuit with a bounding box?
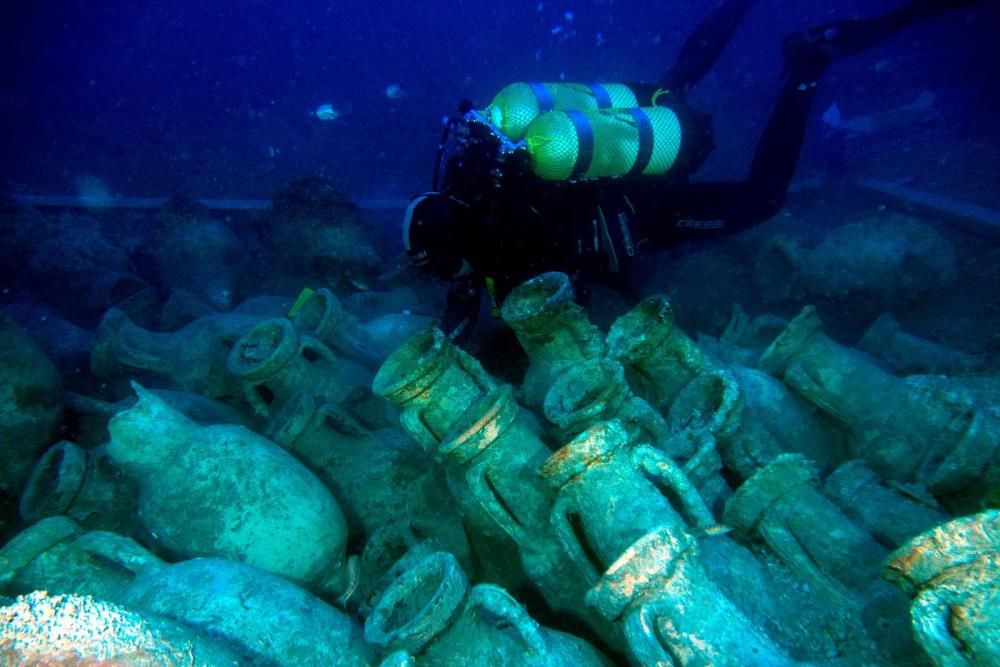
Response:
[440,0,976,339]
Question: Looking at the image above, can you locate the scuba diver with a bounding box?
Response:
[395,0,979,344]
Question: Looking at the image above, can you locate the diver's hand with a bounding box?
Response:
[443,278,481,346]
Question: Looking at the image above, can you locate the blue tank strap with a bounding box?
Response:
[529,82,554,113]
[590,82,614,108]
[566,110,595,178]
[628,108,655,176]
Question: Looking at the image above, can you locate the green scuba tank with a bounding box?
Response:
[487,82,641,140]
[524,107,683,181]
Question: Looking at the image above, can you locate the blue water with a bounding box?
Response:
[3,1,996,202]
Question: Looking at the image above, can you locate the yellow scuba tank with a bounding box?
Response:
[524,106,683,181]
[487,82,640,140]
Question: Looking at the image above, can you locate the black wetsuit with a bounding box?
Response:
[440,0,975,339]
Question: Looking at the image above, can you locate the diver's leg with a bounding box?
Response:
[783,0,983,86]
[639,0,981,247]
[743,76,819,219]
[635,73,819,245]
[636,182,776,248]
[746,0,982,218]
[659,0,758,98]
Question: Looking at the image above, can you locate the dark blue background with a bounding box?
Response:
[2,1,997,203]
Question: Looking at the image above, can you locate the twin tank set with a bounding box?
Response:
[480,81,702,181]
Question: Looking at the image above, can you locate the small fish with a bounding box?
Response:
[384,83,407,100]
[84,550,139,580]
[313,103,344,122]
[821,90,937,135]
[872,57,895,74]
[702,524,733,537]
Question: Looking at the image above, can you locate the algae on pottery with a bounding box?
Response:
[0,311,63,497]
[0,590,243,665]
[107,383,351,596]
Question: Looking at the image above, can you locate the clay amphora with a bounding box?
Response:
[372,327,496,450]
[883,510,1000,667]
[723,453,886,601]
[438,384,620,648]
[121,556,375,666]
[365,550,610,666]
[227,317,373,418]
[727,457,923,664]
[823,459,949,549]
[90,307,260,399]
[107,383,350,596]
[0,311,63,496]
[501,272,605,409]
[667,367,784,480]
[542,420,715,586]
[291,287,383,369]
[356,518,469,617]
[543,357,671,450]
[760,305,1000,507]
[19,441,139,536]
[605,294,712,411]
[859,312,984,376]
[668,366,845,480]
[588,525,797,666]
[437,384,553,542]
[156,216,244,312]
[64,387,256,449]
[0,516,164,602]
[265,391,470,561]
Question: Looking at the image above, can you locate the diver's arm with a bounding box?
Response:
[442,275,482,346]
